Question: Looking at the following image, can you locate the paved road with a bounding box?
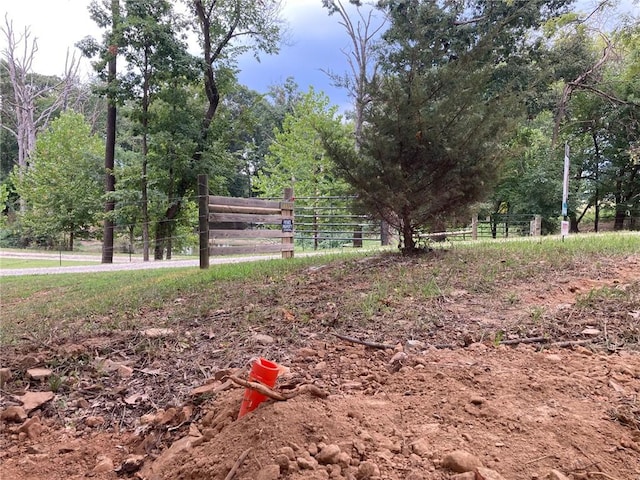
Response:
[0,250,288,277]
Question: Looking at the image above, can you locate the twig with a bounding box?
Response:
[524,454,552,465]
[500,336,547,346]
[224,447,252,480]
[228,376,328,400]
[544,339,593,349]
[333,332,395,349]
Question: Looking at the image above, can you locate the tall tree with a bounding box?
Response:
[1,18,79,201]
[254,87,351,199]
[320,0,574,252]
[77,0,123,263]
[147,0,284,259]
[322,0,386,146]
[120,0,194,261]
[11,112,103,250]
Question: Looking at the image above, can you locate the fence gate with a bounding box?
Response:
[198,175,294,269]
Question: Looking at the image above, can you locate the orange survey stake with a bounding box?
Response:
[238,358,280,418]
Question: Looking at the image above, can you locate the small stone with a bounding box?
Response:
[547,469,571,480]
[17,417,44,440]
[336,451,351,468]
[1,406,27,423]
[0,367,12,385]
[119,455,145,474]
[451,473,476,480]
[141,328,174,338]
[470,396,485,405]
[545,354,562,362]
[317,444,342,465]
[476,467,507,480]
[84,416,105,427]
[581,328,601,336]
[411,438,432,457]
[27,368,52,381]
[253,333,275,345]
[274,454,290,472]
[117,364,134,378]
[405,471,425,480]
[255,464,280,480]
[295,347,318,358]
[93,456,115,473]
[16,391,55,413]
[356,461,380,479]
[279,446,296,461]
[441,450,483,473]
[297,456,318,470]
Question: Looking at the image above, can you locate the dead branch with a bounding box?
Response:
[224,447,252,480]
[499,336,548,346]
[333,332,396,350]
[542,339,593,349]
[228,376,328,400]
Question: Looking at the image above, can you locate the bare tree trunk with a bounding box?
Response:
[101,0,120,264]
[2,18,79,211]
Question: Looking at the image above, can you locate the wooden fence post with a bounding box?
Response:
[472,215,478,240]
[533,215,542,236]
[198,174,209,269]
[282,187,294,259]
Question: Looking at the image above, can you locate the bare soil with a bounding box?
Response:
[1,249,639,480]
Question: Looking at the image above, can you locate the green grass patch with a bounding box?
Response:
[1,232,637,346]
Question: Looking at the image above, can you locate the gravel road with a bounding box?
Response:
[0,250,287,277]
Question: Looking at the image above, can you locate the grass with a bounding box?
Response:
[1,232,638,346]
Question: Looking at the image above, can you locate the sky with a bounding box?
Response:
[2,0,638,115]
[1,0,365,113]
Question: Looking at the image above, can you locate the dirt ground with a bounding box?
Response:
[1,249,639,480]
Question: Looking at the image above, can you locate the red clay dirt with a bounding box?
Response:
[1,250,639,480]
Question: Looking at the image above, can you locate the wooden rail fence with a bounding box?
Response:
[198,175,294,269]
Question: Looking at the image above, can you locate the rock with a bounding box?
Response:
[317,444,342,465]
[295,347,318,358]
[274,454,291,472]
[476,467,507,480]
[441,450,483,473]
[297,456,319,470]
[118,455,146,474]
[84,416,105,427]
[581,327,601,336]
[451,473,476,480]
[547,469,571,480]
[17,417,44,440]
[0,367,12,385]
[253,334,275,345]
[255,464,280,480]
[93,456,115,473]
[16,391,55,413]
[406,472,425,480]
[141,328,174,338]
[405,339,425,350]
[411,438,432,457]
[279,446,296,461]
[336,451,352,468]
[356,461,380,479]
[27,368,52,381]
[117,364,134,378]
[1,406,27,423]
